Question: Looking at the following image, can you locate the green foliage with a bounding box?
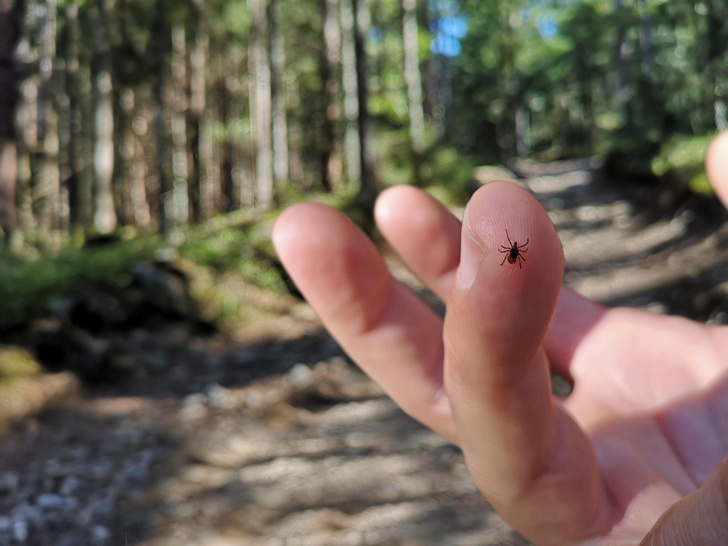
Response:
[179,222,284,293]
[0,238,159,328]
[600,128,661,180]
[652,134,716,195]
[422,146,477,204]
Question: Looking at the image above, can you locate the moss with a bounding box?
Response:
[0,237,159,328]
[0,346,43,378]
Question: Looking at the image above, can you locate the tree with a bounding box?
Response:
[269,0,289,188]
[352,0,376,208]
[0,0,20,239]
[402,0,425,184]
[248,0,273,209]
[317,0,342,192]
[92,0,118,234]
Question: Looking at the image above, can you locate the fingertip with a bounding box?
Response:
[373,185,406,226]
[464,182,563,281]
[374,185,462,300]
[272,202,326,255]
[706,131,728,208]
[457,182,564,358]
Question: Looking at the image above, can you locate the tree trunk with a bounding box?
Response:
[402,0,425,185]
[152,0,169,236]
[637,0,654,72]
[318,0,342,192]
[219,74,239,212]
[92,0,117,233]
[0,0,20,239]
[613,0,633,128]
[15,0,37,233]
[340,0,360,184]
[188,0,208,222]
[286,78,305,188]
[248,0,273,209]
[269,0,289,187]
[352,0,376,208]
[36,0,60,231]
[171,24,189,224]
[63,2,83,233]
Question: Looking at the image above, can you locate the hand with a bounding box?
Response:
[272,131,728,546]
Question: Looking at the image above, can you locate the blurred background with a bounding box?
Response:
[0,0,727,544]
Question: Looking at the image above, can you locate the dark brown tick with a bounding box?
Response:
[498,229,529,269]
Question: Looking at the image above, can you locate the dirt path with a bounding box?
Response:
[2,163,728,546]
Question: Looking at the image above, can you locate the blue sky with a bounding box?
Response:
[429,0,559,57]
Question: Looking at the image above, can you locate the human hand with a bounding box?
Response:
[272,131,728,546]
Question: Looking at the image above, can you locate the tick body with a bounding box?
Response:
[498,229,529,269]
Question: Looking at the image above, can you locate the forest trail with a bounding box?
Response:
[2,162,728,546]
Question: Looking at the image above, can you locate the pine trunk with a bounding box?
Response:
[352,0,376,208]
[188,0,208,222]
[318,0,342,192]
[92,0,117,233]
[171,24,189,224]
[0,0,20,239]
[36,0,60,231]
[269,0,289,187]
[340,0,360,184]
[248,0,273,209]
[152,0,170,236]
[402,0,424,185]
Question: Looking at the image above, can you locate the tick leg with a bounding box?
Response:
[505,229,513,246]
[518,256,522,269]
[519,247,528,253]
[520,254,526,262]
[500,254,508,266]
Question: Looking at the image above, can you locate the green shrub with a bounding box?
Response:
[652,134,716,195]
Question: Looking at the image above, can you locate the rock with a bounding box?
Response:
[204,384,233,409]
[131,262,194,317]
[0,472,19,496]
[36,493,66,511]
[92,525,111,543]
[12,519,28,543]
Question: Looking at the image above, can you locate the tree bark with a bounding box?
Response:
[63,2,82,233]
[340,0,360,184]
[613,0,633,128]
[248,0,273,209]
[171,24,188,224]
[152,0,169,236]
[402,0,425,185]
[188,0,208,222]
[352,0,376,208]
[36,0,60,231]
[269,0,289,187]
[0,0,20,238]
[318,0,342,192]
[92,0,117,233]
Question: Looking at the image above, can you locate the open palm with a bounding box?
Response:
[272,132,728,545]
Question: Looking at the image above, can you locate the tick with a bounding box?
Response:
[499,230,529,269]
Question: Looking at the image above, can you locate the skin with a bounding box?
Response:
[272,130,728,546]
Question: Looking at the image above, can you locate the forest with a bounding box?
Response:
[0,0,726,322]
[0,0,725,239]
[1,2,728,542]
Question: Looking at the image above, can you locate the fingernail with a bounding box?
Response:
[457,220,482,292]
